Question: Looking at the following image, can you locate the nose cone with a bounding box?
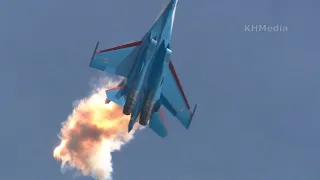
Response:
[169,0,178,9]
[162,0,178,12]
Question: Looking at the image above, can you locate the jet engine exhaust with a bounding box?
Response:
[123,91,138,115]
[139,92,154,125]
[139,108,153,125]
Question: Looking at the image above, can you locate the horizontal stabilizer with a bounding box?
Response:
[149,109,168,138]
[105,86,127,106]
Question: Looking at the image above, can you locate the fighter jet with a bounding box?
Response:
[89,0,197,137]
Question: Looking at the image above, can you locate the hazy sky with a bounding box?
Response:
[1,0,320,180]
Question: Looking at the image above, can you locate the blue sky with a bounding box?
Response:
[1,0,320,179]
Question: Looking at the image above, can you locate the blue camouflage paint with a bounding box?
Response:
[89,0,197,138]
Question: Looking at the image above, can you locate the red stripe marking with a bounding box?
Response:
[99,41,142,53]
[159,108,168,131]
[105,85,126,92]
[168,61,191,110]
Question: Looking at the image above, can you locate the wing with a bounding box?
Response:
[161,61,197,129]
[89,41,142,77]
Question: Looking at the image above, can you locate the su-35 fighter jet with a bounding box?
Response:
[89,0,197,137]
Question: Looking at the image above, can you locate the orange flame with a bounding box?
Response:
[53,79,142,180]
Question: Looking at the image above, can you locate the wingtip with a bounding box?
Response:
[89,41,100,67]
[191,104,197,118]
[186,104,197,129]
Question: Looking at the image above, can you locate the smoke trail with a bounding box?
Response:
[53,77,142,180]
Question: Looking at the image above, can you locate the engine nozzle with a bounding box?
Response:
[139,108,153,126]
[123,91,138,115]
[139,92,154,125]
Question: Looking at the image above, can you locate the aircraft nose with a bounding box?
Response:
[170,0,177,5]
[172,0,178,7]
